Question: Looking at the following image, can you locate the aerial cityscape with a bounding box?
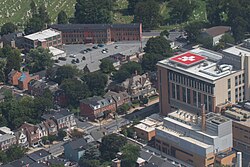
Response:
[0,0,249,167]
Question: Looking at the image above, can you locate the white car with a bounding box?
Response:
[102,50,107,54]
[69,54,76,58]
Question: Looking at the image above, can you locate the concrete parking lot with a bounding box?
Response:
[55,40,147,72]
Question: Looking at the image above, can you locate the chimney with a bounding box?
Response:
[201,104,206,132]
[237,152,242,167]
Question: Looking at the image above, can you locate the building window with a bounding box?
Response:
[176,85,180,100]
[242,74,245,83]
[208,96,213,112]
[239,75,242,85]
[235,76,238,86]
[193,90,197,107]
[204,95,208,110]
[182,87,186,103]
[228,91,231,102]
[172,83,175,99]
[198,92,201,107]
[228,79,231,89]
[187,89,191,104]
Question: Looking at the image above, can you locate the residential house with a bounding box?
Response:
[0,31,23,48]
[14,129,29,148]
[43,119,58,136]
[110,53,127,63]
[8,70,39,90]
[121,73,157,100]
[64,138,98,162]
[0,127,16,151]
[2,156,35,167]
[202,26,231,46]
[80,96,116,120]
[42,109,76,130]
[27,149,52,163]
[19,123,41,147]
[28,79,58,97]
[36,123,48,139]
[104,91,130,109]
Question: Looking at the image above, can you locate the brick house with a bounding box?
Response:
[104,91,130,109]
[8,70,39,90]
[42,109,76,130]
[19,123,41,147]
[80,96,116,120]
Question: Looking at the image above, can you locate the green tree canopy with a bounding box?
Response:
[144,36,171,55]
[79,159,100,167]
[113,62,142,83]
[184,21,205,42]
[134,0,162,30]
[55,65,80,84]
[0,22,18,35]
[75,0,113,24]
[26,47,53,73]
[168,0,196,24]
[100,134,127,161]
[57,10,68,24]
[83,72,108,96]
[121,144,140,167]
[100,58,115,74]
[142,53,164,72]
[60,78,90,107]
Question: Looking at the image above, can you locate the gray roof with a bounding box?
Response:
[81,96,114,108]
[6,156,35,167]
[104,91,130,103]
[28,149,50,161]
[64,138,88,151]
[0,134,15,143]
[42,109,73,120]
[90,128,106,142]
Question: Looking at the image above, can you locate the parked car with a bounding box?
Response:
[97,44,104,47]
[76,58,80,63]
[71,59,76,64]
[82,56,86,60]
[115,45,118,49]
[102,50,107,54]
[86,48,92,51]
[69,54,76,58]
[92,46,98,49]
[59,57,66,61]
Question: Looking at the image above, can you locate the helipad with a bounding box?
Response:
[169,52,207,66]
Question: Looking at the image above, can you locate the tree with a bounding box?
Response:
[127,0,141,14]
[113,62,142,83]
[197,35,213,49]
[184,21,205,42]
[33,88,53,114]
[30,0,37,15]
[0,22,18,35]
[57,129,67,140]
[5,145,27,162]
[134,0,162,30]
[206,0,226,26]
[38,4,51,26]
[79,159,100,167]
[83,72,108,96]
[57,10,68,24]
[55,65,79,84]
[231,16,248,42]
[100,59,115,74]
[60,78,90,107]
[160,30,169,37]
[169,0,196,24]
[100,134,127,161]
[117,104,130,115]
[75,0,113,24]
[121,144,140,167]
[144,36,171,55]
[141,53,164,72]
[26,47,53,73]
[0,59,6,82]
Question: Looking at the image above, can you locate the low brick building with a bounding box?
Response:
[80,96,116,120]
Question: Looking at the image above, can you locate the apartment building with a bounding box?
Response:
[0,127,16,151]
[155,107,235,167]
[50,23,142,44]
[23,28,62,49]
[157,46,250,115]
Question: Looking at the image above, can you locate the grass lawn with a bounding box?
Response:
[0,0,76,27]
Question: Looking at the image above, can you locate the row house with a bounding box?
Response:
[42,109,76,130]
[104,91,130,109]
[80,96,116,120]
[0,127,16,151]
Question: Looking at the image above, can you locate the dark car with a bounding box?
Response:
[76,58,80,63]
[58,57,66,61]
[86,48,92,51]
[97,44,104,47]
[82,56,86,60]
[92,46,98,49]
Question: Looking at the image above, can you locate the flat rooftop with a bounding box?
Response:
[225,106,250,127]
[223,46,250,56]
[24,29,60,41]
[158,48,237,82]
[156,126,212,149]
[134,123,155,132]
